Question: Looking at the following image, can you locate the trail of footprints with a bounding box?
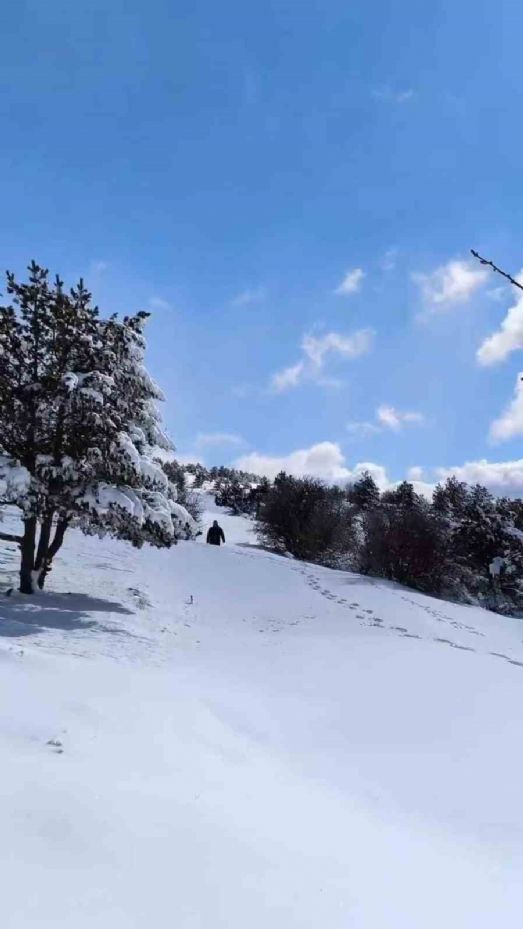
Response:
[231,550,523,670]
[301,568,523,670]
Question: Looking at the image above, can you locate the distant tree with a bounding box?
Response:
[162,459,202,524]
[347,471,380,510]
[360,497,447,593]
[381,480,419,509]
[432,476,469,521]
[256,472,355,564]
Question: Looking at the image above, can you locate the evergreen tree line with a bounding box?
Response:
[255,471,523,615]
[181,462,268,514]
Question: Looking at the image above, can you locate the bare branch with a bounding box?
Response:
[470,249,523,292]
[0,532,22,545]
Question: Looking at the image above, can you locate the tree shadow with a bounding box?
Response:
[0,590,135,638]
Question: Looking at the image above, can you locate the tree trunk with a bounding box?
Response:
[36,517,69,589]
[20,516,37,594]
[35,512,54,572]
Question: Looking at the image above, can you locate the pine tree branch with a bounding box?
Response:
[470,249,523,292]
[0,532,22,545]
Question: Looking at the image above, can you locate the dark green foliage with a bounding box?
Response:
[0,262,187,592]
[347,471,380,509]
[256,472,356,566]
[360,496,447,593]
[253,469,523,615]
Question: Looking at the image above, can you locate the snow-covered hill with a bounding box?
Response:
[1,495,522,928]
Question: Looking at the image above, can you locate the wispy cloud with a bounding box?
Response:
[271,328,374,393]
[148,296,172,311]
[376,405,425,431]
[334,268,365,296]
[271,361,306,393]
[413,258,488,316]
[302,330,372,365]
[489,374,523,443]
[381,248,398,272]
[347,405,425,435]
[89,260,109,276]
[231,287,265,307]
[85,260,109,289]
[346,421,381,437]
[372,86,415,104]
[477,272,523,366]
[196,432,246,448]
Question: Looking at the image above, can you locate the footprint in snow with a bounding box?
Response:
[433,637,476,653]
[489,652,523,668]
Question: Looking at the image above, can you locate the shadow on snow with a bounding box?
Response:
[0,590,134,638]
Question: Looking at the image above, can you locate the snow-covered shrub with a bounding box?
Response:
[0,262,194,593]
[161,459,202,525]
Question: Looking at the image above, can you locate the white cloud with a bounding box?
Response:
[271,328,374,393]
[413,259,488,313]
[196,432,245,448]
[235,442,350,482]
[347,405,425,435]
[487,285,506,303]
[334,268,365,296]
[302,330,373,365]
[437,457,523,496]
[376,405,425,431]
[489,374,523,443]
[235,442,392,485]
[236,444,432,496]
[239,440,523,498]
[231,287,265,307]
[477,275,523,365]
[271,361,306,393]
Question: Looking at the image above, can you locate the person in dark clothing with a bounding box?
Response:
[206,520,225,546]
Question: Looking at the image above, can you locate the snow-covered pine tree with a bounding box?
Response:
[0,262,194,593]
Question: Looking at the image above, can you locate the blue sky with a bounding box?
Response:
[2,0,523,492]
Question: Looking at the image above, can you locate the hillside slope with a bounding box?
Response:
[0,495,522,928]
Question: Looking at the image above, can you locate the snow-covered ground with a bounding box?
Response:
[1,495,522,928]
